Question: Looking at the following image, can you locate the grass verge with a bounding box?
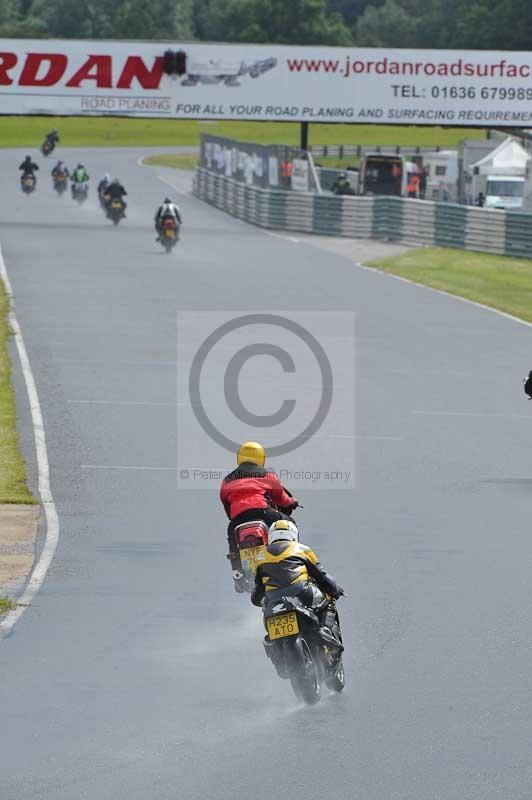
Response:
[367,247,532,323]
[143,153,199,170]
[0,597,16,615]
[0,280,36,504]
[0,116,487,149]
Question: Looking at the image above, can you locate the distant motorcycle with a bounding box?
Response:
[107,197,126,226]
[71,181,88,205]
[21,174,36,194]
[53,173,68,195]
[159,217,179,252]
[41,139,55,157]
[261,593,345,705]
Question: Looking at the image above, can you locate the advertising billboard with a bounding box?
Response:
[1,39,532,125]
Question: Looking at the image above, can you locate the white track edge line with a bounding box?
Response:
[138,154,190,197]
[0,245,59,638]
[357,261,532,330]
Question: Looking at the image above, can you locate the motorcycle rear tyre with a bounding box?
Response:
[288,637,321,705]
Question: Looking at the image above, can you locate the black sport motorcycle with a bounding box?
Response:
[53,173,68,195]
[262,593,345,705]
[71,180,89,205]
[41,139,55,157]
[106,197,126,226]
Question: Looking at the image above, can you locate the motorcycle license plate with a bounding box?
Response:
[267,612,299,640]
[165,229,175,238]
[112,201,121,208]
[239,545,266,574]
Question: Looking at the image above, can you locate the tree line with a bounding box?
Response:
[0,0,530,49]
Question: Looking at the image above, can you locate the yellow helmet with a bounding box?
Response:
[237,441,266,468]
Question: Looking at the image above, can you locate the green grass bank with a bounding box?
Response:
[0,116,487,149]
[367,247,532,324]
[0,280,36,504]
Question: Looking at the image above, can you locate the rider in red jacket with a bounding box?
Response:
[220,441,299,590]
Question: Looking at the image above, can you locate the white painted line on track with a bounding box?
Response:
[358,262,532,330]
[69,399,182,407]
[0,246,59,639]
[138,154,190,197]
[54,358,177,367]
[81,465,176,471]
[413,410,532,420]
[156,174,189,197]
[266,230,300,244]
[353,434,404,441]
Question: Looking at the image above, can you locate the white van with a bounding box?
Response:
[485,175,524,209]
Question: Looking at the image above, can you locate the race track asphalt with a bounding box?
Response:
[1,147,532,800]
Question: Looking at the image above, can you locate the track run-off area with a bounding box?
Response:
[1,147,532,799]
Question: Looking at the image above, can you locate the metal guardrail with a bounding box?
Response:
[194,167,531,258]
[309,145,449,160]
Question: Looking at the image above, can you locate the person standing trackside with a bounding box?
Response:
[407,172,420,199]
[419,168,428,200]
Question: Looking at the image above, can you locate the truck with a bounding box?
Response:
[359,154,407,196]
[484,175,525,209]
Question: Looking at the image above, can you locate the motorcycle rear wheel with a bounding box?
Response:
[289,638,321,705]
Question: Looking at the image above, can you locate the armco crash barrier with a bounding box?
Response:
[193,167,532,258]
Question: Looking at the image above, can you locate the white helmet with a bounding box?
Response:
[268,519,299,546]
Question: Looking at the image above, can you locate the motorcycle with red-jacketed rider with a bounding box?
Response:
[231,503,299,593]
[220,441,301,594]
[220,441,346,704]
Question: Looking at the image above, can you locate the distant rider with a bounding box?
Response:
[19,155,39,177]
[52,161,69,179]
[251,520,344,649]
[71,163,89,196]
[220,442,299,590]
[72,163,89,184]
[45,129,59,148]
[154,197,182,241]
[105,178,128,214]
[332,172,355,196]
[98,173,111,198]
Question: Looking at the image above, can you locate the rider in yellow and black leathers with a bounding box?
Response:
[251,524,343,609]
